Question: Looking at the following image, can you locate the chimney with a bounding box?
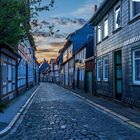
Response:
[93,5,98,13]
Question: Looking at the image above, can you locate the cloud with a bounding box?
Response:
[34,13,87,62]
[49,17,86,26]
[37,49,58,53]
[35,36,65,62]
[73,4,97,19]
[47,42,65,47]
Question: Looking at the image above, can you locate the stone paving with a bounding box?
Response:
[2,83,140,140]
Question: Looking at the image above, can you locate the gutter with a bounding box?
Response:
[89,0,118,25]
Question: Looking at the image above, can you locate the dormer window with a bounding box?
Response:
[104,18,109,38]
[130,0,140,19]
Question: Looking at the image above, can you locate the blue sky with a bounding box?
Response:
[35,0,102,62]
[39,0,102,19]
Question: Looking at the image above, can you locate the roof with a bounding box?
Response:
[71,23,94,53]
[0,44,21,59]
[39,59,50,73]
[89,0,118,25]
[60,40,72,54]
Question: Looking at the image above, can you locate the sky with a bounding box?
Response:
[35,0,102,63]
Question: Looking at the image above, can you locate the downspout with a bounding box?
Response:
[73,54,75,89]
[94,26,97,95]
[16,57,22,97]
[26,61,28,89]
[0,53,2,103]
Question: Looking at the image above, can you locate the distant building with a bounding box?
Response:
[90,0,140,107]
[48,59,59,83]
[39,59,49,82]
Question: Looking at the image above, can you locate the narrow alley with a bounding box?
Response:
[2,83,140,140]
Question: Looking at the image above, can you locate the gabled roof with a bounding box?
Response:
[39,59,50,73]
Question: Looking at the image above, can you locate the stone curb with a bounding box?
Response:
[57,85,140,130]
[70,91,140,130]
[0,86,40,138]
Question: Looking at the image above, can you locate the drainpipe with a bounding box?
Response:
[16,57,22,97]
[94,26,97,95]
[26,61,28,89]
[73,55,75,89]
[0,53,2,103]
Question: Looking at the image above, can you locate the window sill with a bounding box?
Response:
[113,27,122,34]
[97,41,101,45]
[96,80,101,82]
[102,36,109,41]
[129,15,140,25]
[103,80,109,83]
[132,81,140,86]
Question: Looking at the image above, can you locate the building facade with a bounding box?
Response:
[74,47,86,90]
[0,46,20,103]
[90,0,140,107]
[18,39,36,93]
[72,24,94,91]
[62,40,74,87]
[0,40,38,103]
[85,38,95,95]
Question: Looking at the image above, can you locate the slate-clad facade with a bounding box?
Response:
[90,0,140,107]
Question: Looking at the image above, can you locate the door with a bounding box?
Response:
[114,50,122,100]
[77,68,79,88]
[86,72,92,95]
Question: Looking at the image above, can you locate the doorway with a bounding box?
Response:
[114,50,122,100]
[86,72,92,95]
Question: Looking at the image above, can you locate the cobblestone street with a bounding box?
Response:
[2,83,140,140]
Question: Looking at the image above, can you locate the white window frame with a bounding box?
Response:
[103,57,109,82]
[114,3,121,30]
[104,18,109,38]
[133,49,140,85]
[130,0,140,20]
[97,59,101,81]
[97,25,101,43]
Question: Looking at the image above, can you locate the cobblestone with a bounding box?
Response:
[1,83,140,140]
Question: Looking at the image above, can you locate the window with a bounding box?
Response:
[1,54,16,95]
[103,57,109,81]
[104,18,109,37]
[97,59,102,81]
[130,0,140,19]
[97,25,101,43]
[133,49,140,84]
[114,5,121,30]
